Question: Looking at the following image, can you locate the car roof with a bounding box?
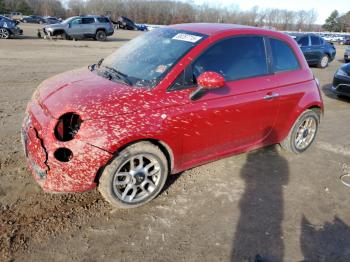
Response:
[80,15,107,18]
[169,23,273,36]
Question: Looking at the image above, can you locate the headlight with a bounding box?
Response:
[54,113,82,141]
[336,68,348,77]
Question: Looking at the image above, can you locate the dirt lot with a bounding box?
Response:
[0,24,350,261]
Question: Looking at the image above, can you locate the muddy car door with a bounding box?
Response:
[167,35,280,167]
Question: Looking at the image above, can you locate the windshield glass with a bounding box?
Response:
[101,28,207,87]
[62,17,77,24]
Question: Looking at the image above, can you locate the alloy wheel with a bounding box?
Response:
[0,28,10,39]
[112,153,162,204]
[294,116,317,151]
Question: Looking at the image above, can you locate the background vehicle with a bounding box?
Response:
[22,15,45,24]
[344,46,350,62]
[10,12,23,21]
[332,63,350,98]
[23,24,323,208]
[43,16,61,24]
[340,38,350,45]
[117,16,148,31]
[296,34,336,68]
[43,15,114,41]
[117,16,137,30]
[0,15,23,39]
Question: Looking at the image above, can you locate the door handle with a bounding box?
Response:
[264,93,279,100]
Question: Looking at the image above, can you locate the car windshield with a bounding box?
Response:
[100,28,207,88]
[62,17,77,24]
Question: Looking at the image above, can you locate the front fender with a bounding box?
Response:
[78,112,182,172]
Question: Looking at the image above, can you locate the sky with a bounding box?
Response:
[194,0,349,24]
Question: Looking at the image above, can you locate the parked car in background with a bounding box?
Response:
[332,63,350,98]
[0,15,23,39]
[344,46,350,63]
[340,38,350,45]
[42,15,114,41]
[23,24,323,208]
[10,12,23,21]
[43,16,61,24]
[117,16,137,30]
[295,34,336,68]
[22,15,45,24]
[116,16,148,31]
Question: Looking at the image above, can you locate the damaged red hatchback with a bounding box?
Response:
[22,24,323,208]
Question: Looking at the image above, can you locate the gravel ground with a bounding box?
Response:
[0,24,350,262]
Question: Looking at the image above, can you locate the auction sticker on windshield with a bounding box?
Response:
[172,33,202,43]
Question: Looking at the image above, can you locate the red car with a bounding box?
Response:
[22,24,323,208]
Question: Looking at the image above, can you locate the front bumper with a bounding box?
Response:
[22,100,112,193]
[332,75,350,97]
[345,53,350,61]
[10,26,23,36]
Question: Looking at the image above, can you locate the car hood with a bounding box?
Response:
[341,63,350,74]
[35,68,158,120]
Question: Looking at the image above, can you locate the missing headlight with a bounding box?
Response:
[54,113,82,141]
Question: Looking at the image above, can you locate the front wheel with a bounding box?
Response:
[318,54,329,68]
[280,110,320,154]
[95,30,107,41]
[0,28,10,39]
[98,142,168,208]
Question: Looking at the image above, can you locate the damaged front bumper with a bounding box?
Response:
[22,101,112,193]
[10,26,23,36]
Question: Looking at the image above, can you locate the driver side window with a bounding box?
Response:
[169,36,269,91]
[193,36,268,82]
[71,18,82,25]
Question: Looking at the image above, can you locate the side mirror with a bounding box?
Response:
[190,71,225,101]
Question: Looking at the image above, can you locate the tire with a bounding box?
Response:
[280,109,320,154]
[61,32,70,40]
[95,30,107,41]
[0,28,10,39]
[98,142,168,208]
[318,54,329,68]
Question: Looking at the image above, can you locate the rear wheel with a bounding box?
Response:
[281,110,320,154]
[95,30,107,41]
[318,54,329,68]
[98,142,168,208]
[0,28,10,39]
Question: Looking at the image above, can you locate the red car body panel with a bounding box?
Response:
[22,24,324,193]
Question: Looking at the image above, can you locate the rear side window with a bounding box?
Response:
[298,36,309,47]
[269,38,300,72]
[311,36,321,46]
[97,17,110,23]
[193,36,268,81]
[82,18,95,24]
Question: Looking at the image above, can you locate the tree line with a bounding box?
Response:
[0,0,349,32]
[323,10,350,32]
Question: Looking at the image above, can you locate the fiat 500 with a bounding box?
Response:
[22,24,323,208]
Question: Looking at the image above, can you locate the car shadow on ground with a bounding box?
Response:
[12,35,39,40]
[300,215,350,261]
[231,129,289,262]
[160,172,182,195]
[67,37,130,42]
[322,83,350,102]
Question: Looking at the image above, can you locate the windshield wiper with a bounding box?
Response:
[103,66,132,86]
